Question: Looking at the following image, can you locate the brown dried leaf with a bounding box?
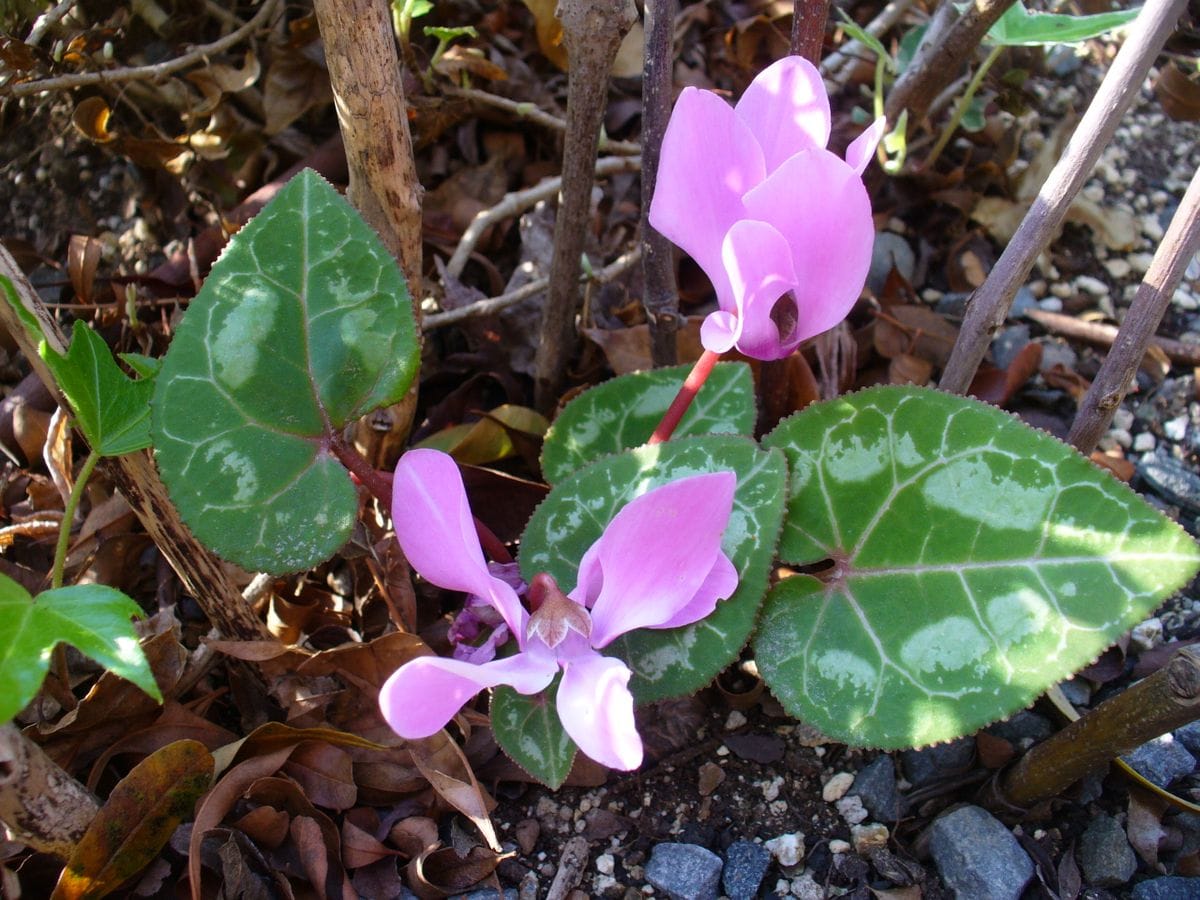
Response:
[54,740,214,900]
[887,353,934,386]
[970,342,1043,406]
[388,817,439,859]
[263,46,333,135]
[341,820,398,869]
[408,845,500,900]
[43,406,72,507]
[582,318,706,375]
[72,97,117,143]
[212,722,387,778]
[873,306,960,367]
[233,806,291,849]
[67,234,103,304]
[409,735,499,851]
[521,0,568,69]
[282,742,357,811]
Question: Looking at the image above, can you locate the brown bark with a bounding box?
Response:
[938,0,1189,394]
[0,723,98,859]
[791,0,831,64]
[884,0,1016,128]
[533,0,638,410]
[0,243,271,642]
[1068,163,1200,454]
[641,0,680,368]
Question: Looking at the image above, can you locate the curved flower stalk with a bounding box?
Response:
[649,56,885,361]
[380,449,739,770]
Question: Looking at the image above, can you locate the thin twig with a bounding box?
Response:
[443,154,642,282]
[938,0,1189,394]
[25,0,77,47]
[1025,309,1200,367]
[791,0,831,63]
[820,0,914,81]
[424,247,641,330]
[1068,164,1200,453]
[445,85,640,156]
[4,0,279,99]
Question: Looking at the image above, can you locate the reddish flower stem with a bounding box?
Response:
[647,349,721,445]
[474,516,514,565]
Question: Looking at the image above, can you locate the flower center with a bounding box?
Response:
[770,290,800,344]
[526,572,592,649]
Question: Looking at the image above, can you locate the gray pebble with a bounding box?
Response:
[1059,678,1091,707]
[935,292,972,318]
[1122,735,1197,787]
[722,840,771,899]
[1131,876,1200,899]
[987,711,1054,750]
[1077,814,1137,887]
[902,737,975,788]
[929,806,1033,900]
[1137,456,1200,517]
[868,232,916,295]
[1176,722,1200,757]
[852,755,900,823]
[1009,286,1037,319]
[645,843,723,900]
[991,325,1032,371]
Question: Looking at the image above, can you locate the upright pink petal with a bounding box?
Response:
[557,650,642,770]
[654,551,740,631]
[575,472,737,648]
[735,56,831,171]
[392,449,527,641]
[700,310,741,355]
[845,117,886,176]
[719,219,802,360]
[741,149,874,343]
[379,645,559,739]
[648,88,766,300]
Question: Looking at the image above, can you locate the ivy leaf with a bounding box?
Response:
[521,435,786,703]
[151,169,420,573]
[0,277,153,456]
[0,574,161,724]
[986,1,1140,47]
[491,680,576,789]
[540,362,756,484]
[756,386,1200,749]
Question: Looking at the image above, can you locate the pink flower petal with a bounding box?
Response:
[392,449,527,642]
[379,645,559,739]
[654,550,740,630]
[648,88,766,301]
[576,472,737,648]
[557,650,642,770]
[845,117,886,176]
[741,148,875,343]
[700,310,740,355]
[735,56,831,171]
[720,219,802,360]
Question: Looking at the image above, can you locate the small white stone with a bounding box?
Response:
[1174,288,1199,311]
[716,745,729,757]
[790,873,825,900]
[1129,252,1155,274]
[595,874,618,894]
[769,800,789,815]
[851,823,890,854]
[829,839,852,854]
[763,776,785,801]
[724,710,748,731]
[1165,415,1190,441]
[1107,428,1132,449]
[1104,258,1132,279]
[1131,617,1164,652]
[1133,432,1157,452]
[766,833,805,867]
[596,853,615,875]
[1112,408,1134,431]
[1038,297,1064,313]
[836,795,868,825]
[1050,282,1073,299]
[1141,214,1165,242]
[921,288,944,303]
[774,879,793,896]
[822,772,855,802]
[1076,275,1109,296]
[1082,183,1105,202]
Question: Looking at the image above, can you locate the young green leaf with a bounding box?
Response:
[756,386,1200,749]
[491,681,576,789]
[0,574,161,724]
[0,277,153,456]
[540,362,756,484]
[151,169,420,573]
[986,1,1140,47]
[521,435,786,703]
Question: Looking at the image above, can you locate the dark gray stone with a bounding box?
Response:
[645,843,723,900]
[722,840,771,899]
[1122,736,1197,788]
[1009,285,1038,319]
[455,890,518,899]
[868,232,916,295]
[1137,456,1200,517]
[852,755,900,823]
[929,806,1033,900]
[935,292,972,317]
[1077,814,1137,887]
[1174,721,1200,757]
[991,325,1032,371]
[987,711,1054,750]
[1131,876,1200,899]
[901,737,975,788]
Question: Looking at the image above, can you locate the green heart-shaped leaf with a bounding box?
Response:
[491,680,575,789]
[757,385,1200,749]
[151,169,419,573]
[521,435,786,703]
[987,0,1140,47]
[540,362,755,484]
[0,574,161,724]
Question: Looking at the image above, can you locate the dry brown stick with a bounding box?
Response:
[0,723,98,859]
[0,243,270,642]
[533,0,638,410]
[443,155,643,283]
[425,247,641,330]
[884,0,1016,127]
[938,0,1189,395]
[791,0,831,62]
[2,0,278,99]
[1025,309,1200,367]
[991,646,1200,812]
[444,85,640,156]
[641,0,680,368]
[1069,164,1200,454]
[311,0,422,298]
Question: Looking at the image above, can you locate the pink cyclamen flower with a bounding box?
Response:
[649,56,885,361]
[380,448,739,770]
